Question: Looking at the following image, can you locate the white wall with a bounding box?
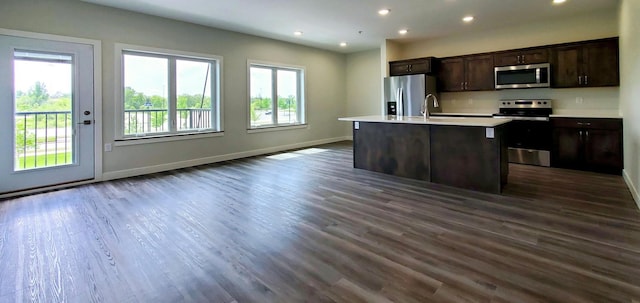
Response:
[346,49,382,116]
[0,0,348,178]
[400,9,619,59]
[619,0,640,206]
[397,8,620,114]
[437,87,619,115]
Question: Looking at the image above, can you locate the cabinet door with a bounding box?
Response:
[519,48,549,65]
[584,129,622,174]
[552,127,583,169]
[465,54,494,91]
[552,45,581,88]
[495,48,549,66]
[583,40,619,87]
[407,60,431,74]
[494,51,521,66]
[389,58,433,76]
[389,62,411,76]
[439,57,465,92]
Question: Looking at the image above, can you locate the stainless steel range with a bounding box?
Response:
[493,99,552,167]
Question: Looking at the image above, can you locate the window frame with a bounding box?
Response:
[114,43,223,142]
[247,60,306,131]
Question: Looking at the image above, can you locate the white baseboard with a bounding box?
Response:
[102,136,351,181]
[622,169,640,210]
[0,179,97,199]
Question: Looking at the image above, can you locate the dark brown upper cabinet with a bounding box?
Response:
[551,37,619,88]
[494,47,549,67]
[439,54,494,92]
[389,57,436,76]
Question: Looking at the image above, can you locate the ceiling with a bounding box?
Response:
[82,0,618,53]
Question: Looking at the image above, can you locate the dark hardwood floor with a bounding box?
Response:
[1,141,639,302]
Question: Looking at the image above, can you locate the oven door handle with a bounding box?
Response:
[493,115,549,121]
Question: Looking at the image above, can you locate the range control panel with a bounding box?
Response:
[499,99,552,109]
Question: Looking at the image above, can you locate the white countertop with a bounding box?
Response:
[550,110,622,119]
[431,112,495,117]
[338,115,511,127]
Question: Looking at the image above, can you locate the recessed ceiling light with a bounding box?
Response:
[294,31,303,36]
[552,0,566,4]
[398,29,408,35]
[340,42,348,47]
[378,9,390,16]
[463,16,474,22]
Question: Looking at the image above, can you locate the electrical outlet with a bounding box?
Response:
[104,143,112,152]
[575,97,584,104]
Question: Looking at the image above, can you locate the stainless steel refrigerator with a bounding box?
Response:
[384,74,440,116]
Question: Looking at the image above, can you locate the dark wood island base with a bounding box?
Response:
[346,116,509,194]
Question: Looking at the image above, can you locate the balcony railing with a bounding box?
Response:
[14,111,73,170]
[13,109,212,170]
[124,108,212,134]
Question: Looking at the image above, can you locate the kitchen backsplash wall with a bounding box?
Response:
[440,87,620,114]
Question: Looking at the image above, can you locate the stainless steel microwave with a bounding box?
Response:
[494,63,550,89]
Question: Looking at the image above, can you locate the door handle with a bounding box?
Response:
[397,88,404,116]
[78,120,92,125]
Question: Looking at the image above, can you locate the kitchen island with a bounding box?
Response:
[339,115,511,194]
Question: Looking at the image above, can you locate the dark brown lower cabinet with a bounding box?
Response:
[352,121,508,194]
[551,118,622,174]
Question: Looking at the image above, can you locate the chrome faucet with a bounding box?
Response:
[421,94,439,118]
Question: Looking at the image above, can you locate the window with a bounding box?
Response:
[116,45,222,140]
[248,62,305,129]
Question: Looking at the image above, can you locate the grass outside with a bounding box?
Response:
[16,152,72,170]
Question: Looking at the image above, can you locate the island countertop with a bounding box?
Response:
[338,115,511,127]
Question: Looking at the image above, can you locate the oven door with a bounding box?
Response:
[500,118,552,166]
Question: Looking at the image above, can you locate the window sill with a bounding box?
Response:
[247,124,308,134]
[114,131,224,146]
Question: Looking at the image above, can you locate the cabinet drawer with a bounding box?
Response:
[551,118,621,130]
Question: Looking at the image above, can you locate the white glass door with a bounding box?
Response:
[0,35,94,194]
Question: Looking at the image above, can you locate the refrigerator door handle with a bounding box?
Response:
[397,88,404,116]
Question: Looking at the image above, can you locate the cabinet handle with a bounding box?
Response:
[578,76,583,85]
[585,130,589,141]
[585,75,588,85]
[521,55,525,64]
[579,130,583,141]
[517,55,521,64]
[407,64,412,72]
[461,82,464,90]
[576,122,592,126]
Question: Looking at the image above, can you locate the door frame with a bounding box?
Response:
[0,28,102,198]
